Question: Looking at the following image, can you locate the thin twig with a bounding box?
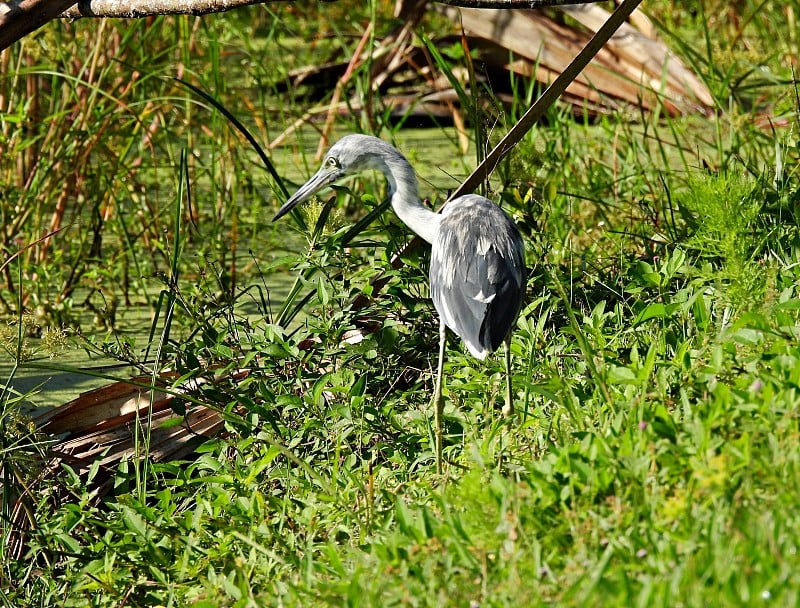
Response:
[0,227,69,276]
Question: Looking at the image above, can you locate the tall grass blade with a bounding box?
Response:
[174,77,290,198]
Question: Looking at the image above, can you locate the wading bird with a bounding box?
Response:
[274,134,526,473]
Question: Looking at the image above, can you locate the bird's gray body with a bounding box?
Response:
[432,195,525,359]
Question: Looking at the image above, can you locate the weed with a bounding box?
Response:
[4,3,800,607]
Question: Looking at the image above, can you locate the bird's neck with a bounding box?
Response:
[390,184,440,245]
[379,150,440,245]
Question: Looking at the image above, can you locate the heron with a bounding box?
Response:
[273,134,526,473]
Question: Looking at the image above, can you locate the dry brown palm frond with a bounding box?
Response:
[275,2,713,139]
[3,370,245,560]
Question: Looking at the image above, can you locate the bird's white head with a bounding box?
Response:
[273,134,413,221]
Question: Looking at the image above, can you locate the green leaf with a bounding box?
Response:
[732,328,764,345]
[635,302,667,324]
[120,505,148,538]
[317,277,330,306]
[607,365,639,385]
[157,414,186,429]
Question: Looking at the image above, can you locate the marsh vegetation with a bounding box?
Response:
[2,2,800,605]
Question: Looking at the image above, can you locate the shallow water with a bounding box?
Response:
[1,128,477,416]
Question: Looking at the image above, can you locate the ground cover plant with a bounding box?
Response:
[2,1,800,606]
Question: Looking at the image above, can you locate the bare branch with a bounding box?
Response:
[56,0,608,19]
[0,0,76,51]
[0,0,612,51]
[61,0,277,19]
[0,0,288,52]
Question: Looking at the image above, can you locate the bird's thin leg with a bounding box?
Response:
[501,338,514,418]
[432,319,447,474]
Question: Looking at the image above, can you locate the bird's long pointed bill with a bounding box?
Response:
[272,168,336,221]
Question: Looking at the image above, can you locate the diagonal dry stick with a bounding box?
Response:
[447,0,644,201]
[347,0,644,313]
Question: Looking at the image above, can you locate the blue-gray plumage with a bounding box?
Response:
[432,195,526,360]
[274,134,527,473]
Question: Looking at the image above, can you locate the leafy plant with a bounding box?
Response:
[4,2,800,607]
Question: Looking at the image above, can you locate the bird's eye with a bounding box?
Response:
[327,157,338,168]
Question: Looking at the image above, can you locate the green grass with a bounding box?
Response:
[3,1,800,606]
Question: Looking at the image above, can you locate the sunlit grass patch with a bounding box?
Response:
[4,1,800,606]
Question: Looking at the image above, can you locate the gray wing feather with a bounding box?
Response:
[430,195,526,359]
